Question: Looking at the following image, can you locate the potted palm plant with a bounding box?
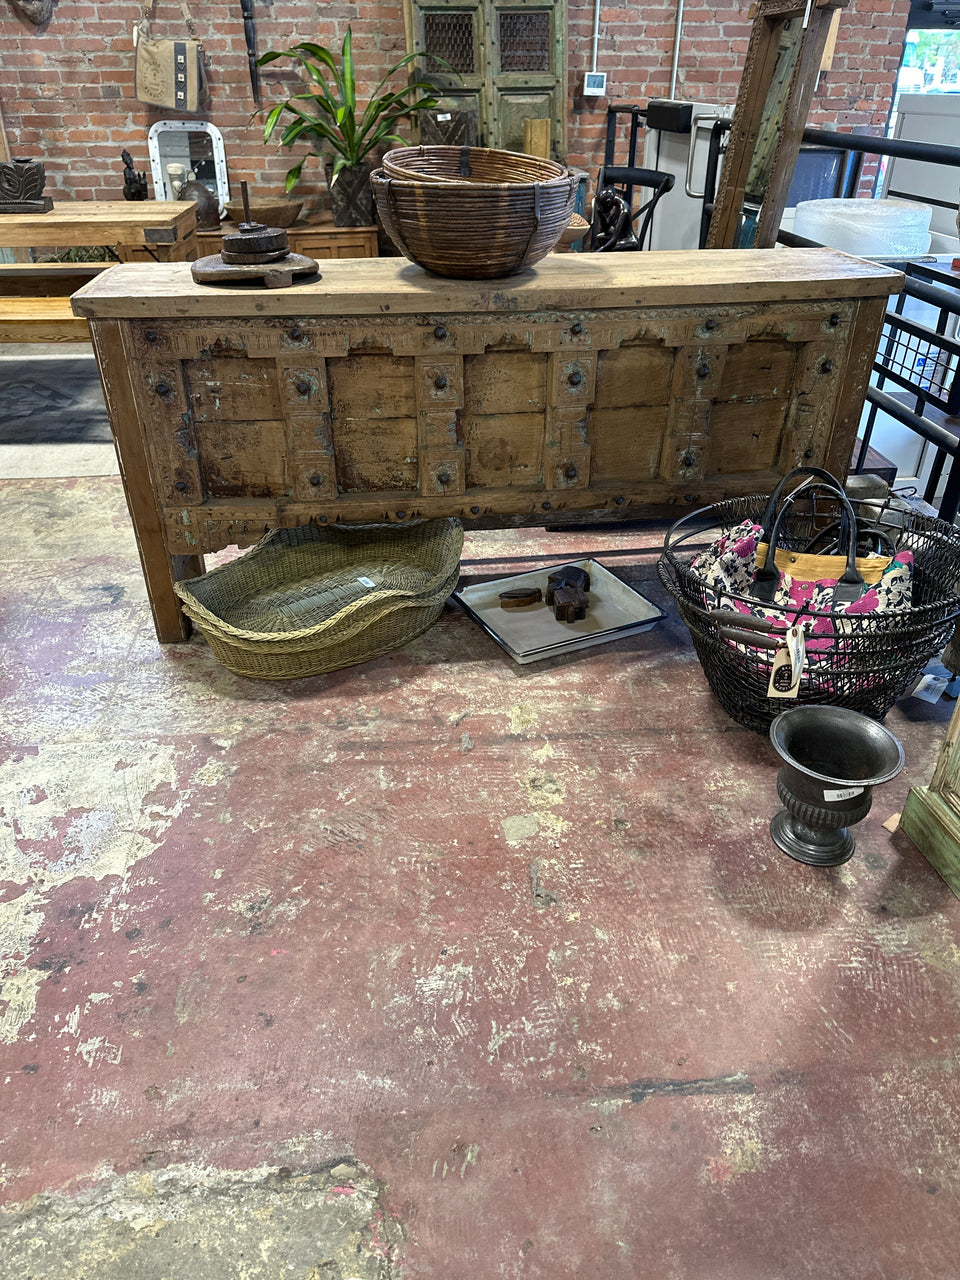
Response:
[258,28,447,228]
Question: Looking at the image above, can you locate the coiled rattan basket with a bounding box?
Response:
[658,495,960,733]
[372,147,578,279]
[174,519,464,680]
[382,144,568,186]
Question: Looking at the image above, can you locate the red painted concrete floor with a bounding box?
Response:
[3,475,960,1278]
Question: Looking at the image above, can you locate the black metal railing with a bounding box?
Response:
[859,270,960,522]
[698,121,960,517]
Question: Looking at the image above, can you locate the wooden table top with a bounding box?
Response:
[0,201,197,246]
[71,247,904,320]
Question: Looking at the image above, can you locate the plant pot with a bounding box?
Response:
[769,706,904,866]
[324,160,375,227]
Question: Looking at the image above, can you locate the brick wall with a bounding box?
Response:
[0,0,911,216]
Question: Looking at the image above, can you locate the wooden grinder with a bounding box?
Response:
[191,182,320,289]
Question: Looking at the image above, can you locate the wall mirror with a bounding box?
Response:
[147,120,230,211]
[706,0,846,249]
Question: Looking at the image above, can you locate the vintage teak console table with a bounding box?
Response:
[72,250,902,643]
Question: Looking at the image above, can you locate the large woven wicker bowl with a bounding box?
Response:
[382,144,568,186]
[372,166,578,279]
[174,519,464,680]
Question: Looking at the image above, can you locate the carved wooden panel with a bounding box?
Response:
[123,293,877,552]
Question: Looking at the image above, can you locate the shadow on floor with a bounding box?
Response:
[0,347,111,443]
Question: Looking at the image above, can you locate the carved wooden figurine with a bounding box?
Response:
[499,587,543,609]
[0,158,52,213]
[546,565,590,622]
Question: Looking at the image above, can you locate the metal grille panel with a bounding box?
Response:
[498,11,550,72]
[423,13,477,75]
[877,317,958,412]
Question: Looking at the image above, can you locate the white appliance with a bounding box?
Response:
[882,93,960,254]
[641,99,735,251]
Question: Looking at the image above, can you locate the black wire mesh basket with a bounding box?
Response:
[657,492,960,733]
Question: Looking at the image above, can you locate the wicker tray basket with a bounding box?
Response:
[382,144,568,186]
[174,519,464,680]
[372,163,578,279]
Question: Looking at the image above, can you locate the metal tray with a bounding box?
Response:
[454,558,665,664]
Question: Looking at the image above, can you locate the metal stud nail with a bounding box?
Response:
[568,370,583,386]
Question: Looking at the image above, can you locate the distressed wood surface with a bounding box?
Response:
[88,318,202,642]
[72,250,903,320]
[900,698,960,901]
[0,295,90,341]
[706,0,849,250]
[0,200,197,247]
[81,254,901,642]
[900,787,960,901]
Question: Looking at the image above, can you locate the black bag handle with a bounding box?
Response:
[757,466,847,542]
[753,472,866,605]
[803,518,898,558]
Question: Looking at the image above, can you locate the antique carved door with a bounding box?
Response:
[402,0,568,160]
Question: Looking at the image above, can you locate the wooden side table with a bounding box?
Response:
[0,200,198,261]
[900,697,960,899]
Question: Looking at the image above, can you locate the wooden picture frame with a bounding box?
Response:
[706,0,848,250]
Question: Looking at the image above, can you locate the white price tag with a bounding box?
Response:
[767,626,806,698]
[824,786,864,802]
[913,674,948,704]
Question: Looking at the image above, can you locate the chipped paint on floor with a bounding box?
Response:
[2,475,960,1279]
[1,1161,401,1279]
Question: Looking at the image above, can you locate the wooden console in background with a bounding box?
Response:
[197,217,379,262]
[72,249,902,643]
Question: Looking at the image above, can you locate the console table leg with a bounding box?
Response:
[88,319,201,643]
